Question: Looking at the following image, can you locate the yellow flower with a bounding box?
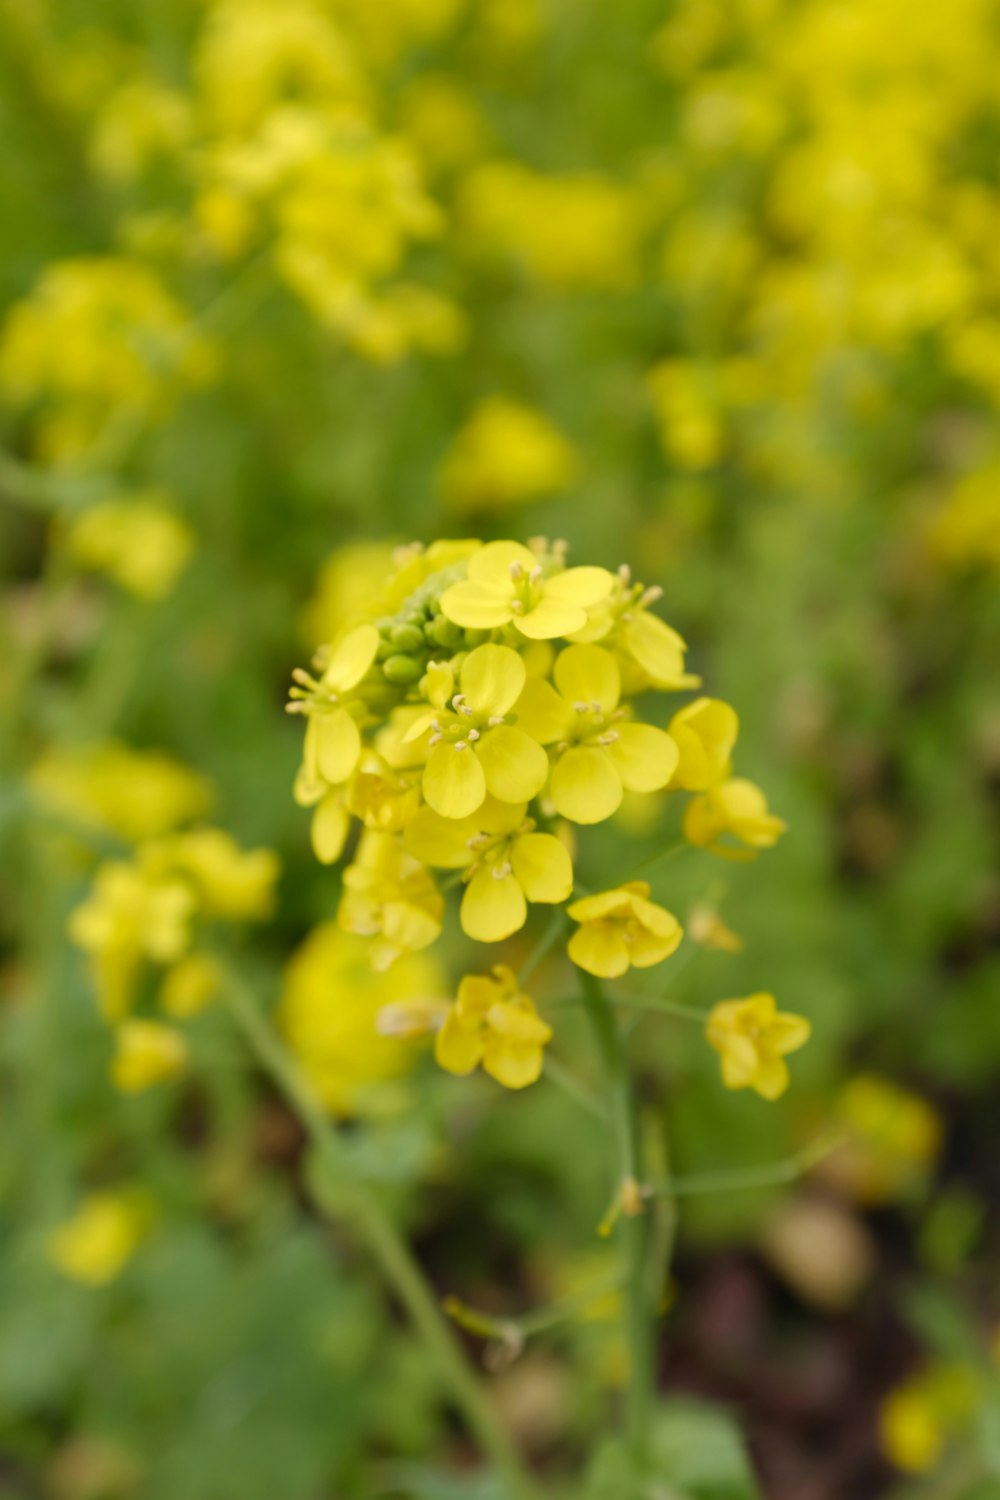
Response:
[440,541,614,641]
[880,1365,980,1474]
[338,830,443,970]
[518,644,679,823]
[67,495,194,600]
[687,902,744,953]
[706,993,810,1100]
[668,698,739,790]
[30,741,211,843]
[111,1020,188,1093]
[833,1074,942,1204]
[293,623,382,790]
[150,829,280,920]
[346,754,422,833]
[280,925,443,1116]
[647,358,726,470]
[436,966,552,1089]
[683,777,786,857]
[568,882,683,978]
[47,1191,149,1286]
[405,796,572,941]
[299,540,397,648]
[158,952,221,1019]
[69,863,195,1019]
[439,398,578,513]
[405,642,549,818]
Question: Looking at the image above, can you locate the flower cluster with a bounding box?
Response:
[69,826,279,1092]
[291,538,800,1095]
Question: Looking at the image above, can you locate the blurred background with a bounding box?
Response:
[1,0,999,1497]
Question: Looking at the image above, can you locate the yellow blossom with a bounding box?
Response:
[440,541,614,641]
[706,992,810,1100]
[405,796,572,942]
[517,644,679,823]
[833,1074,942,1203]
[280,924,443,1116]
[158,952,222,1020]
[405,642,549,818]
[69,862,195,1019]
[30,742,211,843]
[687,902,744,953]
[648,360,726,471]
[568,883,683,978]
[294,623,381,790]
[436,966,552,1089]
[439,398,578,513]
[111,1020,188,1093]
[149,828,280,920]
[683,777,786,857]
[67,494,194,600]
[338,830,443,970]
[47,1192,149,1286]
[668,698,739,790]
[880,1365,980,1474]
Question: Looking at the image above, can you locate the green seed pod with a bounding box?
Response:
[382,653,424,684]
[389,623,425,653]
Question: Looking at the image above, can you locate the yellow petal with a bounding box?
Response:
[312,710,361,784]
[568,919,630,978]
[485,1000,552,1045]
[549,746,622,824]
[554,644,620,712]
[567,886,634,923]
[515,596,590,639]
[544,566,615,607]
[477,725,549,804]
[439,579,513,628]
[482,1039,544,1089]
[404,806,477,867]
[513,676,575,743]
[460,643,526,717]
[629,925,683,968]
[769,1013,812,1056]
[323,623,380,692]
[423,743,486,818]
[435,1009,484,1075]
[625,613,692,687]
[311,794,350,864]
[456,972,502,1019]
[510,832,573,903]
[609,723,679,792]
[382,899,441,954]
[752,1055,790,1100]
[468,540,536,588]
[461,868,527,942]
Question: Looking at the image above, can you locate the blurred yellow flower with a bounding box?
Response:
[280,924,443,1115]
[568,882,682,978]
[648,360,726,471]
[832,1074,942,1204]
[439,398,578,513]
[436,966,552,1089]
[706,992,809,1100]
[684,777,786,858]
[111,1019,189,1093]
[158,952,222,1020]
[30,741,211,842]
[149,828,280,921]
[338,829,443,970]
[48,1191,149,1286]
[67,495,194,600]
[880,1365,979,1474]
[668,698,739,791]
[69,862,195,1019]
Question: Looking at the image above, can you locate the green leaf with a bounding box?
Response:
[586,1399,761,1500]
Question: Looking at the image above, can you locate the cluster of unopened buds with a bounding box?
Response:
[290,538,808,1095]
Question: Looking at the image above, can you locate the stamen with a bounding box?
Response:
[597,731,620,745]
[529,566,543,585]
[454,740,468,751]
[467,728,481,742]
[509,560,524,581]
[573,700,590,714]
[618,563,631,585]
[428,732,443,746]
[510,599,525,614]
[492,861,512,880]
[487,715,505,727]
[640,586,663,606]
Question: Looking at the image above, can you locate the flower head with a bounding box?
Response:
[338,830,443,970]
[436,966,552,1089]
[47,1192,150,1286]
[668,698,739,790]
[706,993,810,1100]
[111,1019,189,1093]
[683,777,786,857]
[440,541,614,640]
[568,882,683,977]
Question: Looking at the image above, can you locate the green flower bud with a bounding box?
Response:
[389,623,425,653]
[429,615,463,649]
[382,654,424,684]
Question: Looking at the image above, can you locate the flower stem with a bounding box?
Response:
[217,959,538,1500]
[579,970,656,1464]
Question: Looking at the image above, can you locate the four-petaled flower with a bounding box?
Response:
[668,697,739,790]
[440,540,614,640]
[683,777,786,858]
[517,644,679,823]
[435,966,553,1089]
[338,830,444,971]
[405,796,573,941]
[706,993,810,1100]
[567,881,683,977]
[111,1019,188,1093]
[294,623,380,788]
[405,643,549,818]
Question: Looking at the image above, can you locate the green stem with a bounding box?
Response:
[217,961,538,1500]
[579,970,655,1464]
[645,1133,844,1199]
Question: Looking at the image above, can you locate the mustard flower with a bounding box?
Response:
[338,830,443,970]
[30,741,211,843]
[568,882,683,978]
[67,495,194,600]
[405,797,572,942]
[405,642,549,817]
[47,1192,149,1286]
[518,644,679,823]
[111,1019,189,1093]
[292,623,381,787]
[158,952,221,1019]
[69,862,195,1019]
[436,966,552,1089]
[706,993,810,1100]
[439,397,578,513]
[683,777,787,857]
[440,541,614,640]
[668,698,739,790]
[148,828,280,920]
